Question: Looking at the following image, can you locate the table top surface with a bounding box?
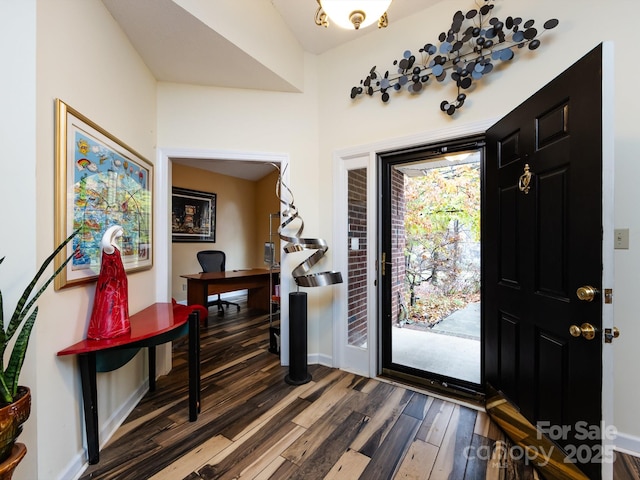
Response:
[57,303,187,356]
[181,268,278,281]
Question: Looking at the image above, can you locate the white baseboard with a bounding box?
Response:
[98,380,149,447]
[309,353,333,368]
[615,431,640,456]
[60,450,86,480]
[66,381,149,480]
[282,354,333,368]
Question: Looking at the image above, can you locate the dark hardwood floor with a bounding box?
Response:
[78,296,546,480]
[615,452,640,480]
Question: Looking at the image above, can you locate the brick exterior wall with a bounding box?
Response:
[347,169,368,346]
[346,167,407,345]
[391,167,406,325]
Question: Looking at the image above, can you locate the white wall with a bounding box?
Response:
[315,0,640,447]
[0,2,37,477]
[174,0,304,91]
[34,1,157,478]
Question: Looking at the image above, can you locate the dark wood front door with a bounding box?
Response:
[484,44,605,479]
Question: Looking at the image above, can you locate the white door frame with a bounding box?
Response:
[332,119,496,378]
[155,147,290,374]
[332,151,377,377]
[601,41,615,480]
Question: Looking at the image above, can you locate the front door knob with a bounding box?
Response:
[569,323,597,340]
[576,285,598,302]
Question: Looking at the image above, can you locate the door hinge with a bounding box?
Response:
[604,288,613,304]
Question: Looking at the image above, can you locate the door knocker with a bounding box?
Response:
[518,163,533,194]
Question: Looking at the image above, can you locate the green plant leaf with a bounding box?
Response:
[0,256,5,350]
[0,228,79,403]
[0,288,5,362]
[4,229,78,344]
[5,307,37,398]
[0,371,11,405]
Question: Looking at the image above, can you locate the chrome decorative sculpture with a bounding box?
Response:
[275,166,343,288]
[350,0,559,115]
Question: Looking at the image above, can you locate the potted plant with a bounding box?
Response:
[0,229,78,467]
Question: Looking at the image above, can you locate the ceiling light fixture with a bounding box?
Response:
[315,0,392,30]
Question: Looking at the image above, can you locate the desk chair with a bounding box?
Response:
[196,250,241,314]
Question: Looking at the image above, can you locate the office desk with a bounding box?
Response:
[181,269,278,321]
[57,303,201,464]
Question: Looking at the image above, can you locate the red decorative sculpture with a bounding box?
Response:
[87,225,130,340]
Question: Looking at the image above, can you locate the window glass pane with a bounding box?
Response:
[347,168,367,347]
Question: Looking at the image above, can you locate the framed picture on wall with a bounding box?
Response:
[172,187,216,242]
[54,99,153,290]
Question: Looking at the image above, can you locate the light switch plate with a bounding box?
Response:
[615,229,629,249]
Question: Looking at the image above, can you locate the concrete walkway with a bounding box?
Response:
[392,302,481,384]
[430,301,480,339]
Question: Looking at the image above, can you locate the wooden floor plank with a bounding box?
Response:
[199,397,310,478]
[393,439,439,480]
[287,410,369,480]
[148,435,232,480]
[614,450,640,480]
[353,376,379,394]
[266,457,300,479]
[296,368,349,402]
[350,388,413,456]
[282,391,361,466]
[463,433,493,480]
[251,456,287,480]
[323,448,371,480]
[230,382,316,442]
[417,398,455,447]
[473,410,493,438]
[427,405,477,479]
[292,372,356,428]
[236,425,306,480]
[359,413,421,479]
[348,380,400,420]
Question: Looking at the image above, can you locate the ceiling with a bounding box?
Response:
[100,0,445,180]
[171,157,279,182]
[271,0,444,55]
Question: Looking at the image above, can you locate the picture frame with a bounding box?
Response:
[172,187,216,243]
[54,99,153,289]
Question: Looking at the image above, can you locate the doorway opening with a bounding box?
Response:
[379,139,483,398]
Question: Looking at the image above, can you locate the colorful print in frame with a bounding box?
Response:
[171,187,216,243]
[54,99,153,289]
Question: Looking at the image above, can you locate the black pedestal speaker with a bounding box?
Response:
[285,291,312,385]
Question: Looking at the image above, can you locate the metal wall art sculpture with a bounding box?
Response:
[275,165,342,288]
[350,0,559,115]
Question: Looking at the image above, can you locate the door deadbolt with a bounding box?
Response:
[576,285,598,302]
[569,323,597,340]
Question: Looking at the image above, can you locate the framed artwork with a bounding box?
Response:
[54,99,153,289]
[172,187,216,243]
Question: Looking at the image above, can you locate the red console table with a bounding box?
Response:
[57,302,203,465]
